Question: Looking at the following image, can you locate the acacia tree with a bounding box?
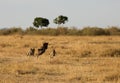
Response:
[33,17,49,28]
[53,15,68,26]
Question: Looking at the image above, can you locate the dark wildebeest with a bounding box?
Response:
[27,48,35,56]
[52,49,56,56]
[37,42,48,57]
[49,49,56,58]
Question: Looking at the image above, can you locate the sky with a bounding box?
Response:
[0,0,120,29]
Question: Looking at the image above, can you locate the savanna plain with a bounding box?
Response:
[0,35,120,83]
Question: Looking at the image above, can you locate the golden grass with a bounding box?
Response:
[0,35,120,83]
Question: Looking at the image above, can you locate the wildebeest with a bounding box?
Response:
[50,49,56,58]
[38,48,45,55]
[27,48,35,56]
[52,49,56,56]
[37,42,48,57]
[43,42,48,49]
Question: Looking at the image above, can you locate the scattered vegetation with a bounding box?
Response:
[0,26,120,36]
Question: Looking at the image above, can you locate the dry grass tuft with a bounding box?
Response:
[103,73,120,82]
[101,48,120,57]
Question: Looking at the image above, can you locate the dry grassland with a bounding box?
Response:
[0,35,120,83]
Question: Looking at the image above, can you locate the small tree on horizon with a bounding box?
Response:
[53,15,68,27]
[33,17,49,28]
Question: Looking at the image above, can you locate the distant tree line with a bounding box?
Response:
[0,26,120,36]
[0,15,120,36]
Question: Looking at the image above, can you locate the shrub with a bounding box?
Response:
[0,27,24,35]
[0,28,11,35]
[36,28,58,36]
[105,26,120,35]
[25,27,38,35]
[56,27,68,35]
[67,27,82,35]
[81,27,107,36]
